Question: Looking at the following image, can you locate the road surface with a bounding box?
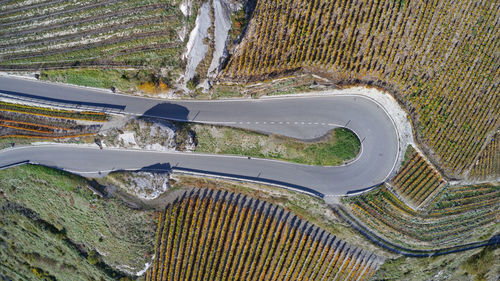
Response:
[0,76,399,197]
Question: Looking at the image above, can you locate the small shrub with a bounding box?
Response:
[186,75,200,90]
[462,246,496,280]
[87,249,101,265]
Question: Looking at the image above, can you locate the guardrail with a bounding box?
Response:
[0,160,30,171]
[170,167,325,198]
[0,91,124,114]
[107,163,326,198]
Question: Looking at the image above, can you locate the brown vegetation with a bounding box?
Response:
[0,102,106,141]
[343,184,499,249]
[469,131,499,180]
[222,0,500,179]
[391,147,446,209]
[144,188,382,281]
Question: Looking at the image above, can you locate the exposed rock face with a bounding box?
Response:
[112,172,171,200]
[208,0,242,79]
[98,117,195,152]
[181,0,244,91]
[183,1,211,86]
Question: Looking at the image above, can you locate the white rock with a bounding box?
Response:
[207,0,236,78]
[118,132,138,147]
[183,1,211,83]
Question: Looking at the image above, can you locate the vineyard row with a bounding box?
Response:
[144,188,382,281]
[221,0,500,179]
[343,184,499,249]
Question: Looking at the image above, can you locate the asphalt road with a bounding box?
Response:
[0,76,399,197]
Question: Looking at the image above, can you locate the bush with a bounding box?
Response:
[186,75,200,90]
[230,8,247,40]
[87,249,101,265]
[462,246,497,280]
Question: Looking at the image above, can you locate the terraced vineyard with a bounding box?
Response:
[0,101,106,141]
[0,0,188,70]
[144,188,382,281]
[469,132,499,180]
[222,0,500,179]
[343,184,499,249]
[391,147,446,209]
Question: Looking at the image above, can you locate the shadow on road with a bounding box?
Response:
[141,102,190,121]
[136,163,172,173]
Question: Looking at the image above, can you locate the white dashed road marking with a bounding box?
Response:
[221,121,340,126]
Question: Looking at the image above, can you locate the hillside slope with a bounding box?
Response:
[222,0,500,180]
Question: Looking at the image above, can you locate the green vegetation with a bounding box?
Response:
[41,69,136,92]
[0,136,35,149]
[462,245,498,281]
[87,250,101,266]
[194,125,360,166]
[374,246,500,281]
[40,68,172,94]
[229,7,247,41]
[0,165,157,279]
[0,209,113,280]
[186,76,200,91]
[401,145,416,167]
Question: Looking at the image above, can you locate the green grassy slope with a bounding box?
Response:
[0,165,157,279]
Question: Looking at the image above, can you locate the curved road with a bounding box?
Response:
[0,76,399,197]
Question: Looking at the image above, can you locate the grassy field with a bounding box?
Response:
[194,125,360,166]
[222,0,500,180]
[0,165,157,279]
[374,245,499,281]
[0,206,119,281]
[40,68,171,94]
[40,68,138,92]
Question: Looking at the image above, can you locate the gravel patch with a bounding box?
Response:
[117,132,137,147]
